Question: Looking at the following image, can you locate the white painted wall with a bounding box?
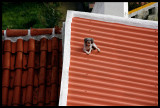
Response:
[92,2,128,18]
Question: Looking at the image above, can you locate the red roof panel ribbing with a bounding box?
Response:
[67,17,158,106]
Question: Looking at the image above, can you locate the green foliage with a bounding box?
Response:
[2,2,62,30]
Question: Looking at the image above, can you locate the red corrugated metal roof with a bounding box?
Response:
[2,28,62,106]
[67,17,158,106]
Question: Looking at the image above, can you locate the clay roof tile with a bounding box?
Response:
[14,69,22,86]
[25,85,33,104]
[31,28,53,36]
[52,37,59,50]
[22,70,28,87]
[26,68,34,86]
[16,39,23,52]
[2,87,8,106]
[38,85,45,103]
[9,70,15,88]
[6,29,28,37]
[7,89,14,106]
[50,84,58,102]
[40,51,47,67]
[40,38,47,51]
[28,39,35,52]
[48,39,52,52]
[23,41,28,53]
[27,52,35,68]
[22,88,27,105]
[2,69,10,87]
[12,86,21,105]
[39,67,46,85]
[15,52,23,69]
[4,40,11,52]
[10,55,15,70]
[23,54,28,70]
[3,52,11,69]
[11,42,16,53]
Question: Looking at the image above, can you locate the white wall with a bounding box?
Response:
[92,2,128,18]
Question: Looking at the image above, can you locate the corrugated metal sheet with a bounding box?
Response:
[67,17,158,106]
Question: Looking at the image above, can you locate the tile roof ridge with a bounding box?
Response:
[2,27,62,42]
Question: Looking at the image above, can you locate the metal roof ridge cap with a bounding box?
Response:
[72,10,158,29]
[59,10,73,106]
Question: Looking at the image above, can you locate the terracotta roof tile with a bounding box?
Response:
[31,28,53,36]
[13,86,21,105]
[35,53,40,69]
[22,70,28,87]
[40,51,47,67]
[51,67,58,84]
[50,84,58,102]
[27,68,34,86]
[40,38,47,51]
[15,52,23,68]
[39,67,46,85]
[52,37,59,50]
[55,26,61,34]
[51,50,58,67]
[46,69,52,86]
[22,88,26,105]
[6,29,28,37]
[28,39,35,52]
[45,86,51,104]
[23,41,28,53]
[49,101,57,106]
[25,103,32,106]
[4,40,11,52]
[33,87,39,105]
[9,70,15,88]
[59,54,62,68]
[7,89,13,106]
[27,52,35,68]
[47,52,52,69]
[25,85,33,104]
[11,42,16,53]
[34,70,39,87]
[14,69,22,86]
[48,39,52,52]
[2,69,10,87]
[2,87,9,106]
[2,28,62,106]
[16,39,23,52]
[23,54,28,70]
[3,52,11,69]
[38,85,45,103]
[38,102,44,106]
[59,68,62,86]
[10,55,15,70]
[59,39,62,53]
[35,40,40,53]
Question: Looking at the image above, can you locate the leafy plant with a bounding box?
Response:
[2,2,62,29]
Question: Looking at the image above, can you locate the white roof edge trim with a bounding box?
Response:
[73,11,158,29]
[59,10,158,106]
[59,10,73,106]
